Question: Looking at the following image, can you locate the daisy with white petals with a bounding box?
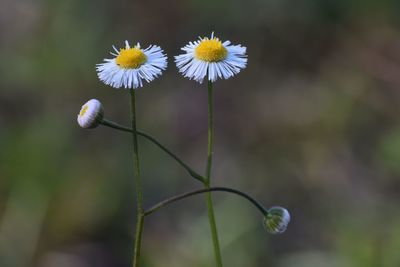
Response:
[77,99,104,128]
[175,32,247,83]
[96,41,167,89]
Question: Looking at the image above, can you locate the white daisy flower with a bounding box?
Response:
[263,206,291,234]
[175,32,247,83]
[77,99,104,128]
[96,41,167,89]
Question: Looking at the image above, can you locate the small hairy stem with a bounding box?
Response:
[144,187,268,216]
[130,90,144,267]
[204,81,223,267]
[101,119,206,183]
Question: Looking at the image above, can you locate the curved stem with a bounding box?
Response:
[204,81,223,267]
[130,90,144,267]
[101,119,132,133]
[144,187,268,216]
[101,119,206,183]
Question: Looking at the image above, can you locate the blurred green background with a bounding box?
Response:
[2,0,400,266]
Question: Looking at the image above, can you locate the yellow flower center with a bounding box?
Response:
[195,38,227,62]
[80,105,88,117]
[116,47,147,69]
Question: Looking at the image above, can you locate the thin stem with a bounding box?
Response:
[101,119,132,133]
[204,81,223,267]
[206,192,222,266]
[133,214,144,267]
[101,119,206,183]
[130,90,144,267]
[206,80,214,182]
[144,187,268,216]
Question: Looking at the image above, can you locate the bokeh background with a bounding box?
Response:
[2,0,400,266]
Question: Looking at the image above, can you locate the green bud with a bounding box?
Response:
[263,206,290,234]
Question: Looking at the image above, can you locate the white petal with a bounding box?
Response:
[96,43,168,89]
[175,34,248,83]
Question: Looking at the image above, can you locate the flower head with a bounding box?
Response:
[263,206,291,234]
[77,99,104,128]
[175,32,247,83]
[96,41,167,89]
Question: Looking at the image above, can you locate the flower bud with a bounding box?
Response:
[77,99,104,128]
[263,206,290,234]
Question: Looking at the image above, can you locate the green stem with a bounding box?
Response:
[205,81,223,267]
[101,119,133,133]
[144,187,268,216]
[101,119,206,183]
[133,214,144,267]
[206,80,214,181]
[130,90,144,267]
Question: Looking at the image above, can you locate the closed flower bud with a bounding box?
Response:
[263,206,290,234]
[77,99,104,128]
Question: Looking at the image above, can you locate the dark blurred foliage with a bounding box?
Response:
[1,0,400,266]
